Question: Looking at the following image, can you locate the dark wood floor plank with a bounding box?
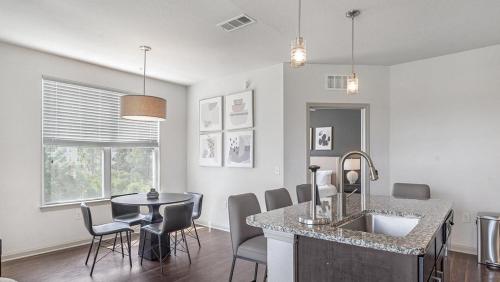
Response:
[2,227,499,282]
[3,227,263,282]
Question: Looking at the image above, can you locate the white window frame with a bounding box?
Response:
[40,77,161,207]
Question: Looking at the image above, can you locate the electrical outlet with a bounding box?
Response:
[463,212,471,223]
[75,209,82,221]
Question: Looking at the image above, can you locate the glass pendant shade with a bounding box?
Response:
[347,73,359,95]
[346,10,361,95]
[121,95,166,121]
[291,37,306,68]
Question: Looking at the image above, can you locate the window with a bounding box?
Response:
[111,147,156,195]
[42,78,159,206]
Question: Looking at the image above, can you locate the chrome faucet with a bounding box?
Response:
[337,150,379,218]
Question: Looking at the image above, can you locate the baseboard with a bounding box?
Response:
[3,239,92,262]
[3,233,139,262]
[450,243,476,255]
[196,220,229,233]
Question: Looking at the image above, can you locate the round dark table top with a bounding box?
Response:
[111,193,192,206]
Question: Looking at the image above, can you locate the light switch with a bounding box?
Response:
[274,166,280,175]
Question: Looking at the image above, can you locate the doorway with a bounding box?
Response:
[305,103,370,197]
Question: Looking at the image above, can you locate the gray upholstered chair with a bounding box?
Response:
[265,188,292,211]
[296,184,321,205]
[111,193,146,226]
[392,183,431,200]
[110,193,146,252]
[81,202,133,276]
[140,202,194,274]
[228,193,267,282]
[185,192,203,247]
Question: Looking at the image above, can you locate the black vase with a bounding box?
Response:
[147,188,159,200]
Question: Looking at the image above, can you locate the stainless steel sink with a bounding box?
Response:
[339,213,420,237]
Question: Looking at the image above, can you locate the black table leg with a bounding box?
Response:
[138,205,170,260]
[145,204,163,223]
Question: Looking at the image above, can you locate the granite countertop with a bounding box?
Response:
[247,194,452,255]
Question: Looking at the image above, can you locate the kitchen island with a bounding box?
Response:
[247,194,453,282]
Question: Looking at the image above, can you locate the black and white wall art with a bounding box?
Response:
[224,90,253,130]
[199,132,222,167]
[314,127,333,150]
[199,96,223,132]
[225,130,253,168]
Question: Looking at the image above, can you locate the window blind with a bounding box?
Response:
[42,78,159,147]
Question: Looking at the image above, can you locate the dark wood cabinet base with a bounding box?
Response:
[296,236,418,282]
[296,210,454,282]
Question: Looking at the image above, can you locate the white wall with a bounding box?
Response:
[186,64,284,230]
[3,36,496,258]
[0,42,187,257]
[390,44,500,253]
[283,64,391,198]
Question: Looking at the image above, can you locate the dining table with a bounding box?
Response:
[111,192,193,261]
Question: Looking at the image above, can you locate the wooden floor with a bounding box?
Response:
[2,227,500,282]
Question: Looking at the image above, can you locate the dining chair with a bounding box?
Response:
[81,202,134,276]
[228,193,267,282]
[264,188,292,211]
[140,202,194,274]
[296,184,321,205]
[110,193,146,252]
[392,183,431,200]
[180,192,203,249]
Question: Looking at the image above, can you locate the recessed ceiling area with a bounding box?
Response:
[1,0,500,85]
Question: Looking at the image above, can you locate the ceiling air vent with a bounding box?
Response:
[218,14,256,32]
[325,75,349,90]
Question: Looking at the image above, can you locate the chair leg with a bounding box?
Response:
[252,263,258,282]
[181,230,191,264]
[264,265,267,282]
[158,234,163,274]
[229,256,236,282]
[140,231,147,266]
[85,236,95,265]
[119,232,124,258]
[174,231,177,255]
[112,233,118,251]
[192,219,201,248]
[126,231,132,268]
[90,236,102,276]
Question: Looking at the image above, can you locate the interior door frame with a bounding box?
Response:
[305,103,371,195]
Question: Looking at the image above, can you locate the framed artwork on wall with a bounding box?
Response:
[199,132,223,167]
[199,96,223,132]
[225,130,253,168]
[224,90,253,130]
[314,127,333,150]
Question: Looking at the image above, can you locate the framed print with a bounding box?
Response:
[199,132,222,167]
[224,90,253,130]
[225,130,253,168]
[199,96,222,132]
[314,127,333,150]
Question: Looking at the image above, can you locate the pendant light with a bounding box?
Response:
[290,0,306,67]
[121,46,166,121]
[346,10,360,95]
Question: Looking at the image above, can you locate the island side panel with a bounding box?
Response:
[296,236,419,282]
[264,230,297,282]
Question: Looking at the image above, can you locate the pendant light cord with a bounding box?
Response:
[298,0,301,37]
[351,15,355,74]
[143,48,147,96]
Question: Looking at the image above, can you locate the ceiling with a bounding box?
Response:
[1,0,500,85]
